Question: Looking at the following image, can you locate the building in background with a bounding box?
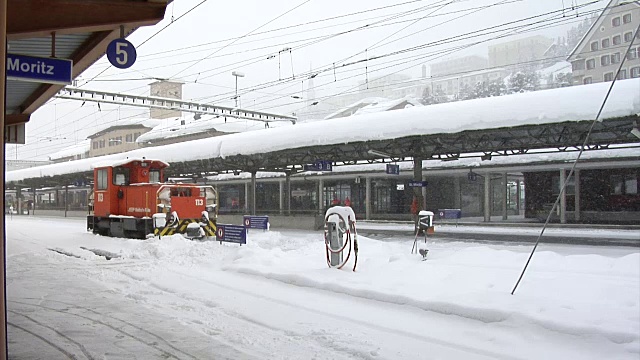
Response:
[428,68,509,98]
[87,118,161,157]
[488,35,553,69]
[430,55,488,78]
[567,0,640,85]
[48,139,90,163]
[149,80,184,119]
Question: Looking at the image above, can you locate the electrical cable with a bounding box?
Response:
[197,1,603,106]
[12,2,608,158]
[511,20,640,296]
[78,0,210,88]
[251,10,596,112]
[170,0,313,79]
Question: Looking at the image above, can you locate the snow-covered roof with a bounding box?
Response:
[539,61,571,78]
[91,157,169,169]
[136,115,290,144]
[431,67,508,83]
[7,78,640,182]
[323,97,390,119]
[353,97,423,116]
[88,118,162,138]
[48,139,90,160]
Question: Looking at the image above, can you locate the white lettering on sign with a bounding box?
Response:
[7,58,55,75]
[195,199,204,206]
[97,193,104,202]
[128,207,151,213]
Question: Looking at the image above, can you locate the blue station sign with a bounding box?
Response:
[216,224,247,245]
[386,164,400,175]
[106,38,137,69]
[243,215,269,231]
[7,54,73,85]
[408,180,428,187]
[304,160,332,172]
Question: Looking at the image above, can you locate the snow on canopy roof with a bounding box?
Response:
[48,139,90,160]
[91,157,169,169]
[323,97,390,119]
[136,114,290,144]
[353,97,423,116]
[6,78,640,182]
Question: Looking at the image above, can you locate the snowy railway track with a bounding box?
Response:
[7,321,79,360]
[110,265,524,360]
[8,309,95,360]
[9,299,197,360]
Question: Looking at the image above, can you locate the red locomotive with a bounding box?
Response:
[87,158,217,239]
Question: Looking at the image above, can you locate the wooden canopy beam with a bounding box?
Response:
[7,0,169,40]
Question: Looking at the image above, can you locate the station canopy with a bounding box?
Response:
[6,77,640,186]
[5,0,170,128]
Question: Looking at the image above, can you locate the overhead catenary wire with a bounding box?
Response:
[78,0,210,88]
[250,9,599,112]
[510,19,640,296]
[35,3,603,142]
[87,0,430,72]
[184,0,458,84]
[259,2,619,113]
[23,4,604,153]
[170,0,313,79]
[197,1,603,107]
[14,1,609,159]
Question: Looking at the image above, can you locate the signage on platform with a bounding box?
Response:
[386,164,400,175]
[408,181,428,187]
[243,215,269,231]
[438,209,462,219]
[6,53,72,85]
[304,160,332,172]
[216,224,247,245]
[106,38,137,69]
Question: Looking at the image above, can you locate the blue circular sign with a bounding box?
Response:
[106,39,137,69]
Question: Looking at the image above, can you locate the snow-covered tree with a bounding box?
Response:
[508,71,540,93]
[421,87,448,105]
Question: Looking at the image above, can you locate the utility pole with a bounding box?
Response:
[232,71,245,110]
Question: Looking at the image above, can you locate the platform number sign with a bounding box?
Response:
[106,38,137,69]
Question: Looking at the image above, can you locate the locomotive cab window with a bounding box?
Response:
[97,169,108,190]
[112,167,130,186]
[170,187,192,197]
[149,169,161,183]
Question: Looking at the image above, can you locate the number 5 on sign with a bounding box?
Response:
[106,39,137,69]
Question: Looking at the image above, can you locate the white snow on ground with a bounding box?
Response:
[6,216,640,359]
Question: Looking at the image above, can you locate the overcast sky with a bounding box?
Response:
[8,0,606,161]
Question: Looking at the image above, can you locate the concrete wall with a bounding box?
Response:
[18,211,324,230]
[218,214,323,230]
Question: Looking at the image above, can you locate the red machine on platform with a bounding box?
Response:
[87,158,217,239]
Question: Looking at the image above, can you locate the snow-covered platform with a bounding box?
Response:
[6,217,639,359]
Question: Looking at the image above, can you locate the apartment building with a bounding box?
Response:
[567,0,640,85]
